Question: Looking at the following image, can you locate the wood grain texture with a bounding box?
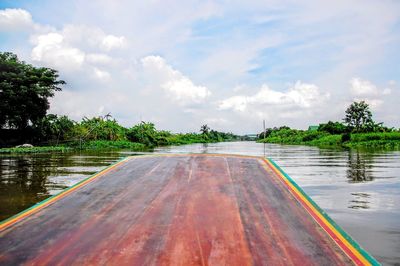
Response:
[0,154,355,265]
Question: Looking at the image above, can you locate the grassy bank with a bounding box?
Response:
[1,118,240,154]
[0,146,71,154]
[67,140,147,150]
[344,133,400,149]
[0,133,238,154]
[0,141,145,154]
[258,129,400,149]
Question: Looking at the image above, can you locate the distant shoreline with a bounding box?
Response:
[0,138,237,154]
[258,132,400,150]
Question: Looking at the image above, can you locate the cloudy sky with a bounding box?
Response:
[0,0,399,134]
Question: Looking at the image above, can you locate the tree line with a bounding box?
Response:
[257,101,399,148]
[0,52,238,148]
[259,101,396,139]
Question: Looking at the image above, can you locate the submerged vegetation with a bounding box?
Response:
[258,102,400,149]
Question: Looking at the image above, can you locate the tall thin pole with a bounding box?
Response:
[263,120,266,158]
[263,120,266,139]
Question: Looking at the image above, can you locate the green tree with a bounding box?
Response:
[200,124,210,135]
[78,116,127,141]
[127,121,158,146]
[344,101,374,132]
[0,52,65,129]
[35,114,75,143]
[318,121,348,134]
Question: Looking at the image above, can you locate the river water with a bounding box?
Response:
[0,141,399,265]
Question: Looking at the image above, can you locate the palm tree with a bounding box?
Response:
[200,124,210,135]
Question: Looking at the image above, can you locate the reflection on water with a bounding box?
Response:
[347,151,374,182]
[0,142,399,265]
[349,192,371,209]
[0,151,131,222]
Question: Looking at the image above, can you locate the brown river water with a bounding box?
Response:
[0,142,399,265]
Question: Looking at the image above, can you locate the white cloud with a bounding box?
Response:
[29,24,127,73]
[101,35,126,51]
[355,99,384,109]
[382,88,391,95]
[162,77,211,104]
[350,77,393,110]
[0,8,33,31]
[350,77,379,96]
[141,56,211,106]
[92,67,111,81]
[219,81,329,112]
[86,53,113,65]
[31,32,85,71]
[61,24,126,52]
[2,2,399,133]
[218,95,248,112]
[29,23,127,73]
[216,81,331,130]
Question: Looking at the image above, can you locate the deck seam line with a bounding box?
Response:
[249,170,294,266]
[223,157,253,264]
[102,157,181,264]
[195,230,206,266]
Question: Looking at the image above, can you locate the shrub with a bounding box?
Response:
[310,135,342,146]
[342,133,351,142]
[70,116,127,141]
[318,121,348,134]
[127,122,160,147]
[350,132,400,142]
[78,140,146,150]
[302,131,326,142]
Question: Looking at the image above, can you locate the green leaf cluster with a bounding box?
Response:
[0,52,65,129]
[127,122,162,147]
[75,116,127,141]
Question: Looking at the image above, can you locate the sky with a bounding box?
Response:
[0,0,399,134]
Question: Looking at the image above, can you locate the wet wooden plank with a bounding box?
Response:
[0,154,376,265]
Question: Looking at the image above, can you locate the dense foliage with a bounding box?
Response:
[344,101,373,132]
[318,121,347,134]
[76,116,127,141]
[0,52,65,129]
[258,101,399,149]
[35,114,75,144]
[1,111,239,150]
[127,122,161,147]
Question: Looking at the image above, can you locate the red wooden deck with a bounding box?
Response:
[0,154,375,265]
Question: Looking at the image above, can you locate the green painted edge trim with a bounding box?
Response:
[0,156,131,227]
[267,158,380,266]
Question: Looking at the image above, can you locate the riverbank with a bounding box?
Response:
[0,146,71,154]
[0,141,146,154]
[258,131,400,149]
[0,136,235,154]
